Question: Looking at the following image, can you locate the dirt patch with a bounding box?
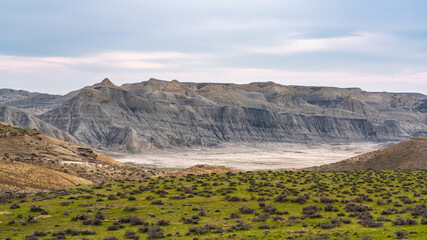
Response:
[114,142,390,171]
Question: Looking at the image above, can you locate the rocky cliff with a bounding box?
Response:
[1,78,426,153]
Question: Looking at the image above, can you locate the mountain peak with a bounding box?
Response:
[93,78,118,88]
[162,79,188,94]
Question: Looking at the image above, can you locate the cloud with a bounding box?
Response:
[246,32,407,57]
[0,51,209,72]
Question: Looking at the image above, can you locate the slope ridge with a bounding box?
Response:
[0,122,158,188]
[309,136,427,170]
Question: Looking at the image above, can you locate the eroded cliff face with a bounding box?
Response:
[0,105,79,144]
[2,78,426,153]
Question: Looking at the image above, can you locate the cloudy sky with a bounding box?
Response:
[1,0,426,94]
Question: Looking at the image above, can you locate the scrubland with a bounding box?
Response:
[0,170,426,239]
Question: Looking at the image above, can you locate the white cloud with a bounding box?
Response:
[246,32,407,57]
[0,51,211,72]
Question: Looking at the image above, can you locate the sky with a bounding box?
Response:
[0,0,427,94]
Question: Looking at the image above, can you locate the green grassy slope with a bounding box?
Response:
[0,170,426,239]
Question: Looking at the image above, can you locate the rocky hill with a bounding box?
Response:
[0,122,158,190]
[308,136,427,170]
[1,78,426,153]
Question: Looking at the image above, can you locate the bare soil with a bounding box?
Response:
[113,142,392,171]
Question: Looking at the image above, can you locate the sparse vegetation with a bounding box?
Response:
[0,170,426,239]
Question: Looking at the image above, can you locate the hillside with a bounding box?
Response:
[1,78,427,153]
[0,122,158,190]
[0,160,91,190]
[309,136,427,170]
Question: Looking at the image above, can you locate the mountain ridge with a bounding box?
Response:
[1,78,426,153]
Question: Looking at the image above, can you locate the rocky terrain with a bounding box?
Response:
[1,78,426,153]
[0,122,158,191]
[308,136,427,171]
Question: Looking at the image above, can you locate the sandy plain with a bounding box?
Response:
[113,142,393,171]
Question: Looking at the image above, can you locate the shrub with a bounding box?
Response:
[82,219,92,225]
[239,206,254,214]
[231,221,252,230]
[103,237,119,240]
[230,212,241,219]
[151,200,164,205]
[406,218,418,225]
[32,231,47,236]
[124,230,140,239]
[10,203,20,209]
[72,214,88,221]
[199,208,207,216]
[320,197,337,203]
[262,205,277,214]
[147,227,165,239]
[302,205,322,216]
[258,224,270,229]
[324,204,334,211]
[30,205,44,212]
[92,218,103,225]
[316,221,337,229]
[392,218,407,226]
[64,228,80,236]
[359,218,383,227]
[274,194,289,202]
[188,226,209,234]
[252,213,269,222]
[292,195,307,204]
[107,195,117,200]
[95,211,105,220]
[108,225,120,231]
[395,230,408,239]
[410,204,427,218]
[124,206,138,211]
[157,219,170,226]
[80,230,96,235]
[129,216,147,226]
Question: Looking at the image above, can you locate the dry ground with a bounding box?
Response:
[113,142,391,171]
